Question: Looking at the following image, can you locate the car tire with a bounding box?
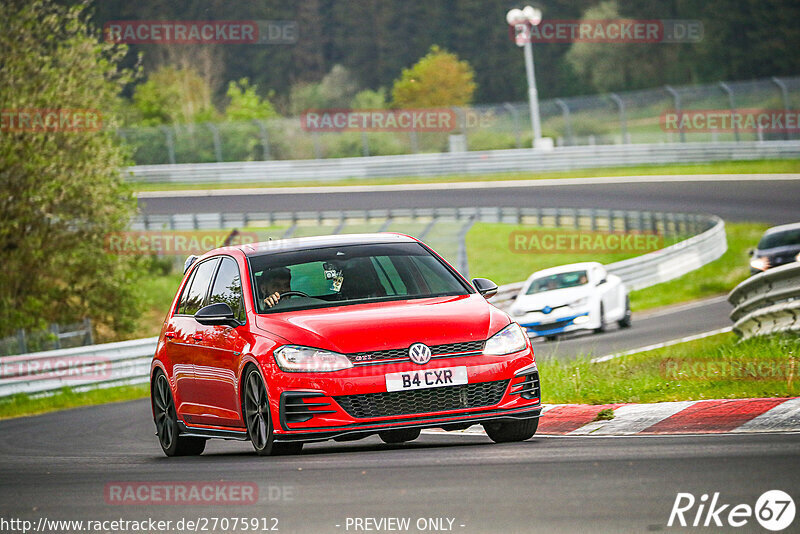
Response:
[379,428,421,444]
[618,297,632,328]
[594,304,606,333]
[243,367,280,456]
[545,335,558,342]
[483,417,538,443]
[152,371,206,457]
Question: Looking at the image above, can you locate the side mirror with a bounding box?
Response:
[472,278,498,299]
[195,302,239,327]
[597,278,607,285]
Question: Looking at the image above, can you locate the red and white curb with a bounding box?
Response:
[422,397,800,437]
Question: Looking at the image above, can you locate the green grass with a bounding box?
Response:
[539,332,799,405]
[629,222,769,310]
[0,384,149,420]
[132,159,800,191]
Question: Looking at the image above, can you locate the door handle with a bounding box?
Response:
[192,332,204,341]
[164,332,176,339]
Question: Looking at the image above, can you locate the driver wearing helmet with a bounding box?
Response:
[259,267,291,309]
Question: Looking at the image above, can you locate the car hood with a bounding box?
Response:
[254,294,509,353]
[513,286,591,313]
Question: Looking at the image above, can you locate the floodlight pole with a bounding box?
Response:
[522,39,542,145]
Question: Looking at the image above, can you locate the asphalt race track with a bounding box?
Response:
[0,400,798,533]
[137,175,800,224]
[531,296,732,361]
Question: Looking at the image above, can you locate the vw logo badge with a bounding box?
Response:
[542,306,552,314]
[408,343,432,365]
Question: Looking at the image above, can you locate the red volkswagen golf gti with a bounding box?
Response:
[151,233,541,456]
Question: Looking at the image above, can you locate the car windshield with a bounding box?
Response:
[758,228,800,250]
[249,242,470,313]
[526,270,589,295]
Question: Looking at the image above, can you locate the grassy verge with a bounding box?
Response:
[539,332,799,405]
[0,383,149,420]
[132,159,800,192]
[467,221,768,312]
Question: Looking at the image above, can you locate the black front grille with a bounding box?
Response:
[347,340,485,363]
[334,380,508,418]
[510,371,540,400]
[526,319,573,333]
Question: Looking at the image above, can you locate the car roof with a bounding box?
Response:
[239,232,419,258]
[526,262,602,280]
[761,222,800,236]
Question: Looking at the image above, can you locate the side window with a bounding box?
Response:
[175,269,197,314]
[208,257,245,322]
[179,258,219,316]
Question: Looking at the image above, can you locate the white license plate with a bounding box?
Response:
[385,366,468,392]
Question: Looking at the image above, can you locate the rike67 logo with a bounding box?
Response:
[668,490,795,531]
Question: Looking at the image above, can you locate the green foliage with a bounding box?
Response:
[289,64,360,115]
[391,45,477,108]
[130,65,218,125]
[351,88,388,110]
[0,0,145,338]
[225,78,279,121]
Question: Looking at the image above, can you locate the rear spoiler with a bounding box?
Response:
[183,255,199,274]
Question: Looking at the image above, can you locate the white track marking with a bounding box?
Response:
[568,401,697,435]
[732,398,800,433]
[634,295,729,320]
[590,327,733,363]
[136,173,800,198]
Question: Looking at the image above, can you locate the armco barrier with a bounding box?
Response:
[728,262,800,339]
[127,141,800,184]
[0,337,157,397]
[1,208,725,398]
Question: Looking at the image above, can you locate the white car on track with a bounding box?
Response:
[509,262,631,340]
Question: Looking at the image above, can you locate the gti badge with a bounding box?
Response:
[408,343,432,365]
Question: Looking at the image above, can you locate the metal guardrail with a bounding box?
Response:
[127,141,800,184]
[0,337,157,398]
[2,208,725,398]
[728,263,800,340]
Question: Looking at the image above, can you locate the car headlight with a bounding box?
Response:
[750,256,770,271]
[273,345,353,372]
[569,297,590,308]
[484,323,528,356]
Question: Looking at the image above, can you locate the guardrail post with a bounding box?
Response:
[159,126,176,164]
[253,120,271,160]
[718,82,739,142]
[664,85,685,143]
[409,130,419,154]
[554,99,574,146]
[205,123,223,162]
[83,317,93,346]
[609,93,629,144]
[771,77,791,141]
[16,329,27,354]
[312,132,323,159]
[503,103,522,148]
[361,131,370,157]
